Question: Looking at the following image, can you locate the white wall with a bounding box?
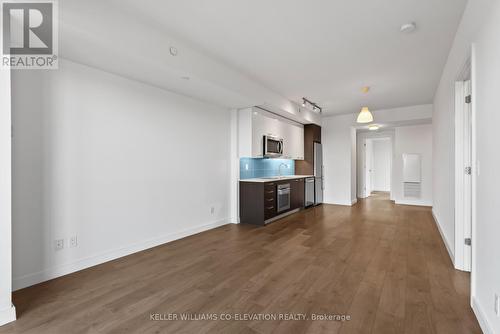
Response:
[0,69,16,325]
[322,104,432,205]
[474,4,500,331]
[322,113,356,206]
[393,125,433,206]
[11,59,232,290]
[372,139,391,192]
[433,1,500,332]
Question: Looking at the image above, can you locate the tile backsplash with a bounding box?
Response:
[240,158,295,179]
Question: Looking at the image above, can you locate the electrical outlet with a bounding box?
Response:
[70,235,78,248]
[54,239,64,251]
[495,294,499,317]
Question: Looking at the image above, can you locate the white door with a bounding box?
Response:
[463,80,472,271]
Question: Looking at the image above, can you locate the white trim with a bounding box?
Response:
[323,201,354,206]
[454,76,473,272]
[395,200,432,207]
[472,297,494,334]
[351,198,358,205]
[432,209,454,266]
[454,80,466,271]
[0,305,16,327]
[470,44,478,301]
[13,219,229,291]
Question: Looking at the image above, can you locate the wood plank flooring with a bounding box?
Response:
[0,193,481,333]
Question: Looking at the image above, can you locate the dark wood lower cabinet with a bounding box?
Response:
[240,178,305,226]
[290,178,304,209]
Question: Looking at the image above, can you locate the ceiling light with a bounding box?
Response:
[169,46,178,56]
[368,124,380,131]
[357,107,374,123]
[400,22,417,33]
[301,97,322,113]
[361,86,370,93]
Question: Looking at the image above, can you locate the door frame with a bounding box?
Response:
[364,139,373,197]
[356,132,394,200]
[454,52,476,275]
[454,78,472,272]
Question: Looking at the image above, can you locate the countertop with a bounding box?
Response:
[239,175,315,183]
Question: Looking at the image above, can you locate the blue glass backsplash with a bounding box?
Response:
[240,158,295,179]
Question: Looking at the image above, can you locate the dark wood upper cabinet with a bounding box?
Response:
[296,124,321,175]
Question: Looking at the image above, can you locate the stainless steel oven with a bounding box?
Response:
[277,183,291,213]
[263,135,283,157]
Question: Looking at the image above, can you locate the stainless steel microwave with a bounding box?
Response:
[263,135,283,157]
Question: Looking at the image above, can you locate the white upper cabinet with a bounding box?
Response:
[238,108,304,160]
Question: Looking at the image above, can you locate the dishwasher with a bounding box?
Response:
[305,177,315,207]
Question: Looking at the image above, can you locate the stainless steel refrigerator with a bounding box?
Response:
[313,142,324,205]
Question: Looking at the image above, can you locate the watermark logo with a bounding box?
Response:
[1,0,58,69]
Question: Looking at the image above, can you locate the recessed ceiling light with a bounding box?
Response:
[400,22,417,33]
[368,124,380,131]
[361,86,370,93]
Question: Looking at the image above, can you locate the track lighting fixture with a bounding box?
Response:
[301,98,322,113]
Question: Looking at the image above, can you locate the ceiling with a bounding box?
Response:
[110,0,467,115]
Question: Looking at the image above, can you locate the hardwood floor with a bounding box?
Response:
[0,194,481,333]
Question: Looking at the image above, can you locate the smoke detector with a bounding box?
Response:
[400,22,417,33]
[169,46,178,56]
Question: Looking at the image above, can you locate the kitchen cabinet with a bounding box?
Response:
[240,177,307,225]
[282,121,304,160]
[290,178,305,209]
[295,124,321,175]
[238,107,304,160]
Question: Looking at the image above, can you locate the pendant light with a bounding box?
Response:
[357,86,374,123]
[357,107,373,123]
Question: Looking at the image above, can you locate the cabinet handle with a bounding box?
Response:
[266,206,274,210]
[266,198,274,202]
[266,191,274,194]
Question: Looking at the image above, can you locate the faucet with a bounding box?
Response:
[278,163,288,177]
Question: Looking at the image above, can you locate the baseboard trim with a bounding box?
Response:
[0,305,16,327]
[395,200,432,207]
[13,219,229,291]
[323,201,353,206]
[431,209,454,267]
[351,198,358,205]
[472,297,494,334]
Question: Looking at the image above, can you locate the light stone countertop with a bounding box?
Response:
[239,175,315,183]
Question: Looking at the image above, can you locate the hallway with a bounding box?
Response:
[0,198,480,334]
